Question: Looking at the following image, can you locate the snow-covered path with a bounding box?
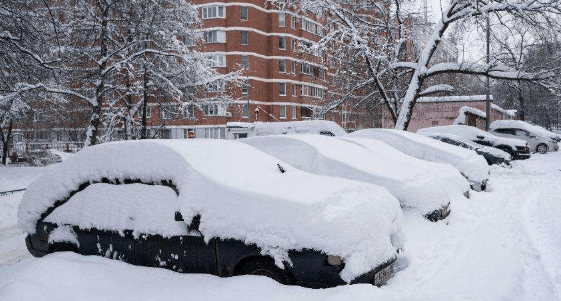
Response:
[0,153,560,301]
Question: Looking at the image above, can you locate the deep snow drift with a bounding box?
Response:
[1,150,560,301]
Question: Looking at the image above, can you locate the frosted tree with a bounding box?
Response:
[0,0,62,165]
[48,0,237,146]
[275,0,561,130]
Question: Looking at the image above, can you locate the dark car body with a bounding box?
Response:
[25,179,396,288]
[425,134,511,166]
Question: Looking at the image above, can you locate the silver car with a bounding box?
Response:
[490,120,559,154]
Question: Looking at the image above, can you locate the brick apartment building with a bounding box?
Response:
[153,0,338,139]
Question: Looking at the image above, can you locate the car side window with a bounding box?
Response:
[515,129,529,137]
[44,183,187,237]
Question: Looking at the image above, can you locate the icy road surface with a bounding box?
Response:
[0,152,560,301]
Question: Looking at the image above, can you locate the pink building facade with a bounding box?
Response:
[380,95,517,132]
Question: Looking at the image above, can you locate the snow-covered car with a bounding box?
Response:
[226,120,346,139]
[347,129,490,191]
[241,135,471,221]
[490,120,559,154]
[419,132,512,166]
[18,140,404,288]
[417,125,531,160]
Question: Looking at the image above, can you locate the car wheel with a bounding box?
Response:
[536,144,548,154]
[50,243,79,254]
[237,257,292,285]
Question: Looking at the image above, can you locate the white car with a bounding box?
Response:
[490,120,559,154]
[347,129,490,191]
[18,139,404,287]
[242,134,471,221]
[417,125,531,160]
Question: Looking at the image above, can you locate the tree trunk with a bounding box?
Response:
[517,81,525,121]
[1,120,13,166]
[140,67,148,139]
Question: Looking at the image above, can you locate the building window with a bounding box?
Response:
[280,105,286,119]
[205,30,226,43]
[204,103,219,116]
[202,6,225,19]
[138,106,151,118]
[291,15,296,29]
[241,82,249,94]
[241,55,248,68]
[279,36,286,50]
[291,61,296,73]
[240,6,248,21]
[242,104,249,118]
[184,104,195,119]
[161,108,171,120]
[204,127,221,139]
[207,54,226,67]
[240,31,248,45]
[279,83,286,96]
[292,83,296,96]
[279,12,286,27]
[279,60,286,73]
[292,105,297,119]
[291,38,296,52]
[207,81,225,92]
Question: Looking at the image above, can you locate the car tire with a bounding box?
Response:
[50,243,79,254]
[237,257,292,285]
[536,144,548,154]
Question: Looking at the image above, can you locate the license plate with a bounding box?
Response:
[373,263,394,286]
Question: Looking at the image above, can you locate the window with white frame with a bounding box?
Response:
[291,61,296,73]
[279,60,286,73]
[207,54,226,67]
[291,38,296,52]
[279,105,286,118]
[279,36,286,49]
[240,31,248,45]
[279,83,286,96]
[242,104,249,118]
[279,12,286,27]
[202,6,225,19]
[291,15,296,29]
[292,105,297,119]
[292,83,296,96]
[204,103,219,116]
[137,106,151,118]
[207,81,225,92]
[161,107,171,120]
[204,127,221,139]
[205,30,226,43]
[300,62,311,74]
[240,6,248,21]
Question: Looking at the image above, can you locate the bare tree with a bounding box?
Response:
[275,0,561,130]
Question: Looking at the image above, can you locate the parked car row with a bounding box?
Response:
[20,123,537,289]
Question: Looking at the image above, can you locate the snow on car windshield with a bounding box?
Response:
[18,139,404,282]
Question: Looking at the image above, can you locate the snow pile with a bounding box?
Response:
[242,135,466,214]
[418,125,526,149]
[417,95,493,103]
[491,120,559,140]
[490,104,517,117]
[347,129,490,187]
[18,139,404,282]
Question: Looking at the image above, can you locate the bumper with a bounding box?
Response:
[425,202,451,222]
[25,235,48,257]
[295,256,397,288]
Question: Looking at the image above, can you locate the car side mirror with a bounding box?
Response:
[476,135,485,139]
[175,211,184,221]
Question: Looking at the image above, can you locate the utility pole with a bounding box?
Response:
[485,14,491,131]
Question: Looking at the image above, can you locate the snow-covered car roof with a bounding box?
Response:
[347,129,490,186]
[419,132,512,161]
[241,135,468,214]
[227,120,347,136]
[490,120,560,140]
[18,139,404,282]
[417,125,526,149]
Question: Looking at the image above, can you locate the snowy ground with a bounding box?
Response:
[0,152,560,301]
